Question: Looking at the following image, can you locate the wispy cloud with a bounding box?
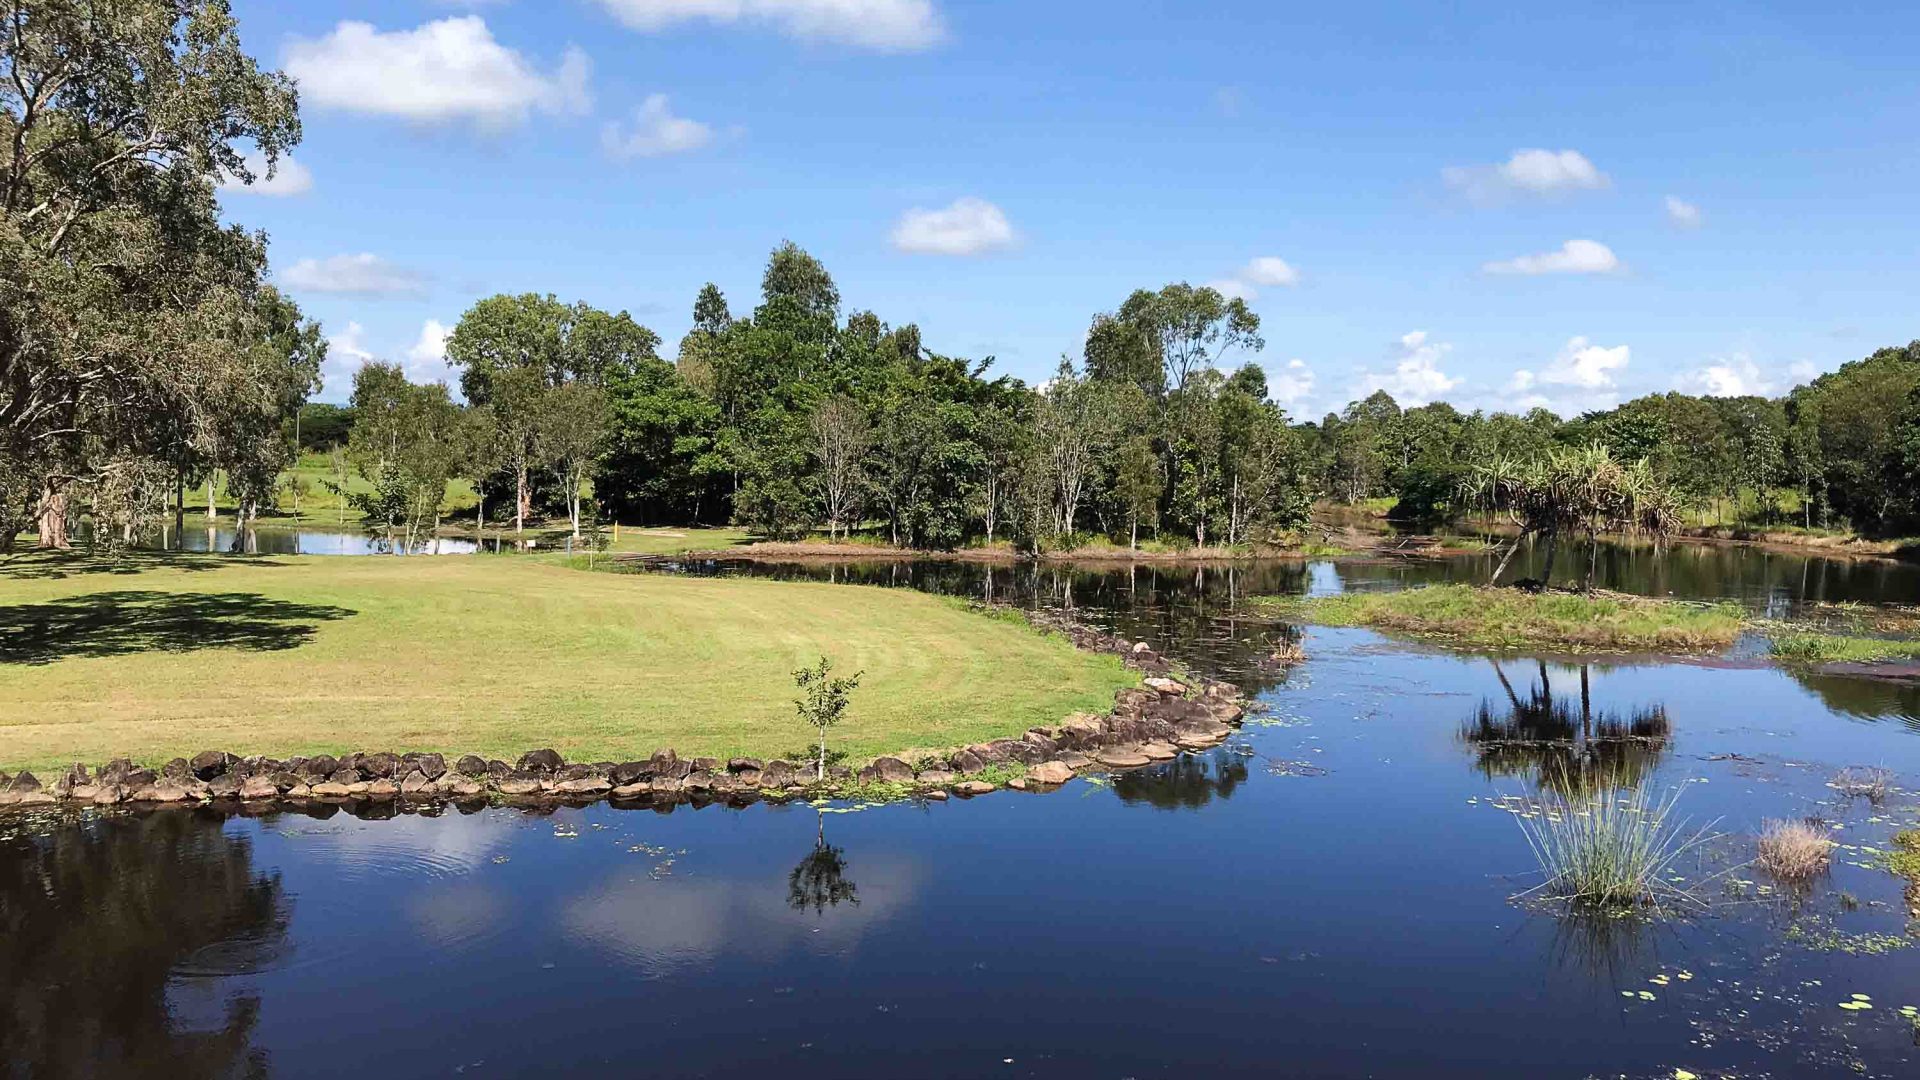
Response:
[593,0,945,52]
[282,253,429,298]
[1443,148,1609,204]
[602,94,715,159]
[1483,239,1620,276]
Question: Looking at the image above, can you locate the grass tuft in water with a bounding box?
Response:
[1514,778,1719,909]
[1830,766,1894,802]
[1756,818,1834,881]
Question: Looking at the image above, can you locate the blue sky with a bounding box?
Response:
[219,1,1920,416]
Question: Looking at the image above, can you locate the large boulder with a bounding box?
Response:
[1029,761,1074,785]
[517,749,564,774]
[864,756,914,784]
[455,754,489,778]
[555,776,611,796]
[1058,714,1108,749]
[611,760,652,785]
[189,751,232,780]
[1096,747,1153,769]
[359,752,400,779]
[8,770,42,793]
[160,758,191,781]
[953,780,996,796]
[1144,676,1188,697]
[949,749,986,774]
[239,775,279,800]
[410,753,447,781]
[727,757,764,774]
[494,773,542,796]
[298,754,339,778]
[759,760,797,788]
[966,742,1006,764]
[206,774,242,798]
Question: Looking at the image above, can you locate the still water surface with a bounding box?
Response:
[7,549,1920,1077]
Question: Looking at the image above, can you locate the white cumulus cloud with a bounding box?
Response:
[1269,358,1315,409]
[1206,278,1255,302]
[319,322,377,400]
[890,196,1017,256]
[1209,255,1300,301]
[405,319,459,386]
[1443,148,1609,203]
[1674,352,1774,397]
[1350,331,1462,407]
[1241,256,1300,288]
[602,94,714,159]
[1504,336,1630,415]
[1665,195,1703,229]
[1483,238,1620,276]
[218,152,313,197]
[593,0,944,52]
[285,17,591,130]
[282,253,429,298]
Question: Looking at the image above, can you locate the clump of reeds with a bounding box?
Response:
[1756,818,1833,881]
[1831,766,1894,803]
[1514,779,1718,908]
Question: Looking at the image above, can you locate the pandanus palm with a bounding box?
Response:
[1467,444,1676,591]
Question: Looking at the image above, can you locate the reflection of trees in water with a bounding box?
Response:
[0,811,287,1078]
[787,813,858,915]
[1111,752,1251,810]
[1374,535,1920,611]
[1783,669,1920,734]
[1462,661,1672,795]
[702,557,1312,693]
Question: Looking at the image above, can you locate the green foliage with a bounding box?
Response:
[1767,632,1920,664]
[1,0,307,550]
[794,655,864,779]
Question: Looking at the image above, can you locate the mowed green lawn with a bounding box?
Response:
[0,554,1134,773]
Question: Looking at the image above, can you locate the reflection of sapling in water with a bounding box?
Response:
[788,813,859,914]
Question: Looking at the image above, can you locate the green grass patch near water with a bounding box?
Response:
[0,551,1136,774]
[1261,584,1748,653]
[1766,633,1920,665]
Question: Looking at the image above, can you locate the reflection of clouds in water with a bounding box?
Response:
[406,883,511,949]
[560,853,925,977]
[269,810,523,882]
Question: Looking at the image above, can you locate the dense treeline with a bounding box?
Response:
[1315,340,1920,537]
[1,1,320,552]
[587,248,1315,551]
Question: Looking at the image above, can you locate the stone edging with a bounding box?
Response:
[0,612,1249,815]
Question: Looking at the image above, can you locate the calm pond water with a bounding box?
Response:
[8,550,1920,1077]
[82,524,482,556]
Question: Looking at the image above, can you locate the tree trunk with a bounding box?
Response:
[816,730,827,781]
[35,477,70,550]
[1539,530,1559,590]
[515,462,529,534]
[1130,514,1138,551]
[174,466,185,542]
[476,491,485,542]
[206,476,216,522]
[1488,529,1530,585]
[1583,535,1600,593]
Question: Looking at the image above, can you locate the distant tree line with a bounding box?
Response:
[1316,339,1920,537]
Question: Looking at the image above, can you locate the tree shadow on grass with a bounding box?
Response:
[0,591,356,665]
[0,550,294,582]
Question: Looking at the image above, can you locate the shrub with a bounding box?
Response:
[1756,819,1833,881]
[1831,766,1894,802]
